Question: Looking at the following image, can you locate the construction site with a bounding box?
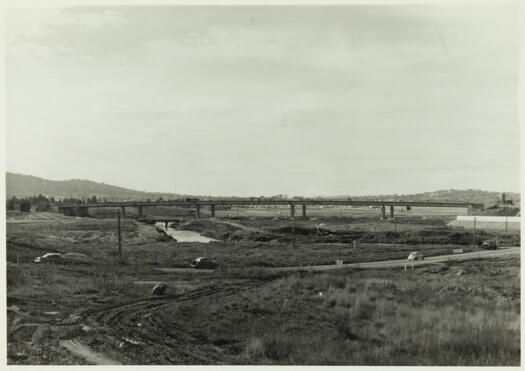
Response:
[6,193,521,365]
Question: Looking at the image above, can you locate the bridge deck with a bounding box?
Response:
[57,200,484,209]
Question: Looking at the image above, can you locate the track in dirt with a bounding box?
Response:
[72,281,261,364]
[60,339,121,365]
[88,283,254,327]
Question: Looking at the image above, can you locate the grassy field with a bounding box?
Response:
[7,216,499,268]
[5,212,521,365]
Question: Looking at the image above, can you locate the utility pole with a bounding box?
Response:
[505,200,509,233]
[292,212,296,248]
[472,217,476,249]
[117,210,122,263]
[393,218,397,254]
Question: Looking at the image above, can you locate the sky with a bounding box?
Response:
[5,4,520,197]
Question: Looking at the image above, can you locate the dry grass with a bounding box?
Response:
[233,257,520,365]
[6,215,520,365]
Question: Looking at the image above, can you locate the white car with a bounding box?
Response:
[190,257,219,269]
[407,251,424,261]
[34,253,64,264]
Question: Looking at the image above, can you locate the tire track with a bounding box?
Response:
[90,285,242,327]
[67,280,261,364]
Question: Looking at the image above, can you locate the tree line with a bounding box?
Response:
[6,195,106,212]
[5,195,180,212]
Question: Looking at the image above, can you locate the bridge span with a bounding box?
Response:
[55,199,484,219]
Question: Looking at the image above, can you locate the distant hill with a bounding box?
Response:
[5,172,180,201]
[344,189,520,208]
[6,172,520,208]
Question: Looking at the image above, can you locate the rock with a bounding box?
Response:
[7,305,20,313]
[122,336,143,345]
[151,283,168,296]
[81,325,93,332]
[456,270,463,276]
[61,315,81,325]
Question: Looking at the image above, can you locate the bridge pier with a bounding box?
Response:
[138,205,143,219]
[195,204,200,219]
[210,204,216,218]
[165,221,168,229]
[290,204,295,218]
[302,204,307,219]
[72,206,89,217]
[390,205,394,218]
[380,205,386,219]
[120,206,126,219]
[467,205,473,216]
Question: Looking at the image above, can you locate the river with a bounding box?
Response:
[155,222,219,243]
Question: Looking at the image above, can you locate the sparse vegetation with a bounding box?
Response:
[6,211,520,365]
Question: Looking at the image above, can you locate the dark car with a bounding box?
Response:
[482,238,498,250]
[190,257,219,269]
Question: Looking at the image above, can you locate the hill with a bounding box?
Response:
[343,189,520,208]
[5,172,180,201]
[6,172,520,207]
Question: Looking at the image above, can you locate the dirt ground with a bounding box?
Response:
[5,211,521,365]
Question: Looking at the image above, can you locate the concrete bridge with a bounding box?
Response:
[55,199,484,219]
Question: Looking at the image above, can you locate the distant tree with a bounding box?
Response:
[6,197,17,210]
[35,201,50,212]
[19,200,31,212]
[90,195,98,203]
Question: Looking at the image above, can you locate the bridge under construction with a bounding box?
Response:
[55,199,485,219]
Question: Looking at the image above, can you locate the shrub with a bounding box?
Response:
[243,337,265,362]
[19,201,31,213]
[263,334,294,361]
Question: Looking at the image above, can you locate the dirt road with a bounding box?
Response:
[60,339,121,365]
[269,247,520,272]
[156,247,520,274]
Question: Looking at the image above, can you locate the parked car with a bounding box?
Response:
[407,251,424,261]
[34,253,65,264]
[481,238,498,250]
[190,257,218,269]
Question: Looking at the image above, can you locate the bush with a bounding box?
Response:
[243,337,265,362]
[35,201,50,212]
[6,197,17,210]
[263,335,294,361]
[19,201,31,212]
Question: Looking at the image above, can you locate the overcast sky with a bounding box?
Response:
[5,4,520,196]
